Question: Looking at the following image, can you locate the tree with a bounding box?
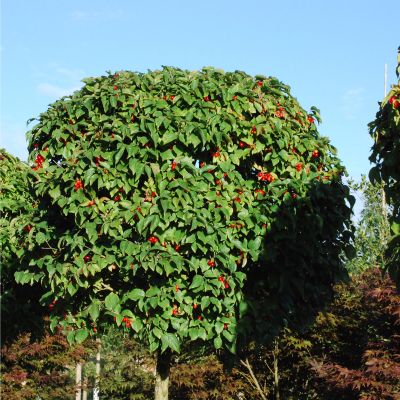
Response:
[369,48,400,288]
[0,149,44,341]
[346,176,390,273]
[15,67,354,399]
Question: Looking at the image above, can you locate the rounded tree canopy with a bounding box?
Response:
[17,67,354,352]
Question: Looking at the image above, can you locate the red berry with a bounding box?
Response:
[175,285,180,292]
[224,323,228,330]
[251,126,257,134]
[151,191,157,197]
[148,236,158,244]
[218,275,224,282]
[215,179,221,185]
[113,85,118,90]
[389,96,396,104]
[175,244,181,251]
[307,115,315,123]
[296,163,302,172]
[255,189,265,196]
[74,179,83,191]
[394,100,400,109]
[239,141,246,148]
[114,195,121,201]
[84,255,91,263]
[291,193,297,199]
[172,308,178,316]
[312,150,319,158]
[203,96,210,102]
[224,281,230,289]
[232,95,238,100]
[23,225,32,232]
[193,303,198,309]
[171,161,177,170]
[33,144,39,149]
[256,81,263,87]
[212,151,220,158]
[197,315,202,320]
[207,260,215,267]
[170,95,175,100]
[200,161,205,168]
[87,200,95,206]
[93,327,97,333]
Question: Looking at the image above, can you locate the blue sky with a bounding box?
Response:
[1,0,398,185]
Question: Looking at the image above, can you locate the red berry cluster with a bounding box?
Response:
[307,115,315,123]
[49,300,57,310]
[275,107,285,119]
[148,236,158,244]
[389,95,399,109]
[94,156,104,166]
[32,154,45,171]
[74,179,84,191]
[122,317,131,328]
[257,172,274,182]
[312,150,319,159]
[255,189,266,196]
[218,275,230,289]
[207,260,215,267]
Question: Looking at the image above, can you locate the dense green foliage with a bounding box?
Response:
[15,67,353,357]
[0,149,44,340]
[369,52,400,287]
[346,176,390,273]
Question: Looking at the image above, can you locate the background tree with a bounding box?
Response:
[346,176,390,273]
[16,67,354,399]
[369,48,400,287]
[0,149,44,341]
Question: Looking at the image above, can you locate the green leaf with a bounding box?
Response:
[368,166,381,184]
[67,330,75,345]
[214,336,222,349]
[127,288,145,300]
[88,303,100,322]
[105,292,120,310]
[161,333,180,353]
[75,328,89,343]
[189,275,204,290]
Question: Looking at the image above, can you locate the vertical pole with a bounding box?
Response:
[384,63,387,97]
[82,376,88,400]
[273,339,280,400]
[93,338,101,400]
[75,363,82,400]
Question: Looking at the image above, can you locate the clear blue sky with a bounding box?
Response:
[1,0,398,183]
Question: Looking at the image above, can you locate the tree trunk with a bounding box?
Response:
[93,338,101,400]
[75,363,82,400]
[154,350,171,400]
[273,339,280,400]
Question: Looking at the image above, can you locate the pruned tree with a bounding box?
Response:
[15,67,354,398]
